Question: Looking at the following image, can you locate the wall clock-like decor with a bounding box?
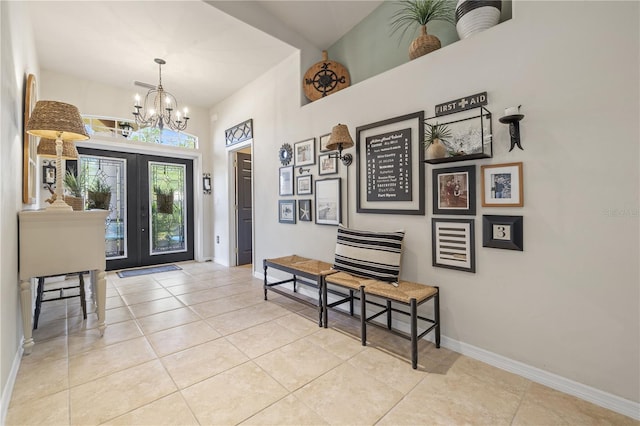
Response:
[23,73,38,204]
[279,143,293,165]
[303,50,350,102]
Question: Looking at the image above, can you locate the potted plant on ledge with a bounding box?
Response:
[64,167,85,211]
[425,122,452,160]
[390,0,456,60]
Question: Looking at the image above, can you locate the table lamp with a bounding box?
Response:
[26,101,89,210]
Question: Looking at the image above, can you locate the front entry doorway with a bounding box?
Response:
[73,148,195,271]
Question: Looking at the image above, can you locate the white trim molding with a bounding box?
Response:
[1,346,24,425]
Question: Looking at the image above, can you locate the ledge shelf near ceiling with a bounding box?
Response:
[423,106,493,165]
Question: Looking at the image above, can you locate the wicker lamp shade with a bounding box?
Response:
[26,100,89,141]
[326,124,354,151]
[37,138,78,160]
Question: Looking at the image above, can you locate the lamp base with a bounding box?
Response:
[46,198,73,211]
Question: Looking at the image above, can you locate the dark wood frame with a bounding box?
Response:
[482,215,523,251]
[279,166,294,196]
[431,218,475,273]
[432,165,476,215]
[356,111,425,215]
[278,199,296,224]
[294,138,316,166]
[318,153,338,175]
[315,178,341,226]
[296,174,313,195]
[298,199,312,222]
[481,162,524,207]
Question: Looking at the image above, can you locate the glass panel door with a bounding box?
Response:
[149,162,187,255]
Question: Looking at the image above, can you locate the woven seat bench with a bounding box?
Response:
[323,271,440,369]
[263,255,336,327]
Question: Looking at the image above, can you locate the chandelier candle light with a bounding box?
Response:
[133,58,189,132]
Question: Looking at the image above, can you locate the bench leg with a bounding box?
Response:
[386,300,392,329]
[434,288,441,348]
[79,273,87,320]
[360,286,367,346]
[410,298,418,369]
[317,276,323,327]
[33,277,45,330]
[323,276,328,328]
[263,261,268,300]
[349,290,354,316]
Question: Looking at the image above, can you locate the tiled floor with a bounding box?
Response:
[5,262,636,425]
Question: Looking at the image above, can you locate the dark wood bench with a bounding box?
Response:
[323,271,440,369]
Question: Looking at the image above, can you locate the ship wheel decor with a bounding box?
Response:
[303,50,350,102]
[279,143,293,165]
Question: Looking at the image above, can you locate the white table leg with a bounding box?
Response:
[19,279,34,354]
[95,269,107,336]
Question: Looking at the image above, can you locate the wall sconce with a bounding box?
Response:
[499,105,525,151]
[326,123,354,166]
[203,173,211,194]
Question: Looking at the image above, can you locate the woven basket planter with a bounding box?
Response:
[88,191,111,210]
[157,193,174,214]
[409,25,441,60]
[63,195,84,211]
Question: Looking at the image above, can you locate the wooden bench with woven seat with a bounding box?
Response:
[323,271,440,369]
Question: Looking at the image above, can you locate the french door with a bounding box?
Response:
[74,148,194,271]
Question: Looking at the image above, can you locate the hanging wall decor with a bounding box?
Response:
[455,0,502,40]
[303,51,350,101]
[432,218,475,273]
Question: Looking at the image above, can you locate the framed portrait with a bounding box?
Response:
[23,73,38,204]
[294,138,315,166]
[318,153,338,175]
[432,218,475,273]
[279,199,296,224]
[279,166,294,196]
[319,133,332,153]
[481,162,523,207]
[298,199,312,222]
[356,111,425,215]
[297,174,312,195]
[315,178,341,226]
[432,165,476,215]
[482,215,523,251]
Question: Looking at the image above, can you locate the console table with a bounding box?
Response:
[18,209,109,354]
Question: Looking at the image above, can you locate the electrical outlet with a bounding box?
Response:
[216,235,220,244]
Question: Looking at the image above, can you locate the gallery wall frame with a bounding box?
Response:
[432,218,475,273]
[294,138,315,166]
[481,162,523,207]
[432,165,476,215]
[482,215,523,251]
[356,111,425,215]
[297,175,313,195]
[318,153,338,175]
[315,178,341,226]
[319,133,331,153]
[279,166,294,196]
[279,199,296,224]
[298,199,312,222]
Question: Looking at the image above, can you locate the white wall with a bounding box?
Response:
[211,0,639,406]
[0,0,39,417]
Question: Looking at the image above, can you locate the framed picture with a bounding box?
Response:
[298,199,312,222]
[356,111,425,215]
[297,175,312,195]
[481,162,523,207]
[279,199,296,224]
[319,133,332,153]
[23,74,38,204]
[42,160,56,185]
[315,178,341,226]
[483,215,523,251]
[432,218,475,273]
[432,165,476,215]
[318,153,338,175]
[294,138,315,166]
[279,166,294,196]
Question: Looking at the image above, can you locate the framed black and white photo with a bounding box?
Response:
[315,178,341,226]
[298,199,312,222]
[318,153,338,175]
[356,111,425,215]
[482,215,523,251]
[432,218,475,273]
[319,133,332,153]
[279,199,296,224]
[294,138,315,166]
[297,175,312,195]
[481,162,523,207]
[279,166,294,196]
[432,165,476,215]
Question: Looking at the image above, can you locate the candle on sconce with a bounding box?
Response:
[504,106,520,116]
[134,94,140,106]
[183,107,189,119]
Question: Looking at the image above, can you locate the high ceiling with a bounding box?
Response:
[26,1,383,110]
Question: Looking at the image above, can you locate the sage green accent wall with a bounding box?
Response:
[327,0,512,85]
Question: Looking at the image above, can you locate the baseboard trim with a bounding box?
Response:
[256,270,639,420]
[1,346,23,425]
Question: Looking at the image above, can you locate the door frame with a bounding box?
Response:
[227,140,254,267]
[76,138,206,262]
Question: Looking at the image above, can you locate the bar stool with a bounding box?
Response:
[33,272,87,329]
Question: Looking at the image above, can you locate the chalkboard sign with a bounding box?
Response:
[365,128,412,202]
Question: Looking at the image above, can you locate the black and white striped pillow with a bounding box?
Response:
[333,225,405,283]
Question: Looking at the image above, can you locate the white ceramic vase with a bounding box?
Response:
[455,0,502,40]
[426,139,448,160]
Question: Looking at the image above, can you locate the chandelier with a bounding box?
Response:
[132,58,189,131]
